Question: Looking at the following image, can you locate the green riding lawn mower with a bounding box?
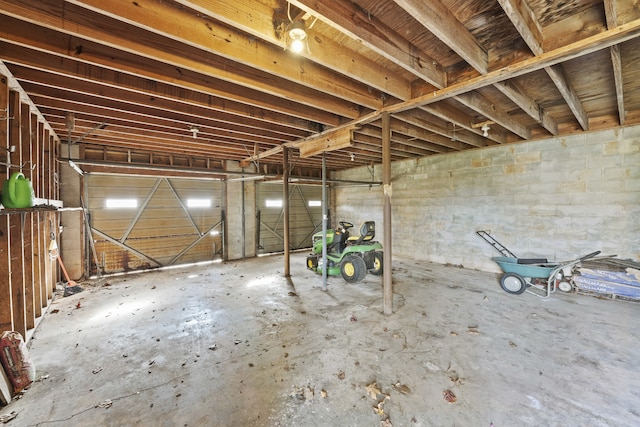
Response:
[306,221,383,283]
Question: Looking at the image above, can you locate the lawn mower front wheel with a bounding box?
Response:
[500,273,527,294]
[369,251,383,276]
[341,255,367,283]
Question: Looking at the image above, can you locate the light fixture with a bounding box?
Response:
[481,123,490,137]
[1,146,16,153]
[350,153,355,162]
[189,126,199,139]
[68,160,84,176]
[288,20,307,53]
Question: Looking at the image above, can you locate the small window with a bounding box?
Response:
[187,198,211,208]
[105,198,138,209]
[265,199,282,208]
[308,200,321,207]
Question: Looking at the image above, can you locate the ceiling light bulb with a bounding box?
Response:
[481,123,490,137]
[288,21,307,53]
[290,38,304,53]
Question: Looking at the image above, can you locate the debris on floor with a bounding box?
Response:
[96,399,112,409]
[574,258,640,300]
[0,410,17,423]
[443,389,457,403]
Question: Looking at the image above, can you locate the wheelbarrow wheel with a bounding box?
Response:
[500,273,527,294]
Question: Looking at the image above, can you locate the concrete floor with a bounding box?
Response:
[2,252,639,427]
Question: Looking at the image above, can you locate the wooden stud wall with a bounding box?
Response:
[0,73,60,341]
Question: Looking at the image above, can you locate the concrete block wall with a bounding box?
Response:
[334,126,640,273]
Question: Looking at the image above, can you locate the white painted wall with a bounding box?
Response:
[334,126,640,272]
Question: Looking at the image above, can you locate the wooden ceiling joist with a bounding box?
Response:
[1,1,638,174]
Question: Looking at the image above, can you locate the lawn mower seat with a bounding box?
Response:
[347,221,375,245]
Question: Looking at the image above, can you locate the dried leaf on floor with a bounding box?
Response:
[288,291,297,297]
[350,315,357,322]
[373,401,385,416]
[450,331,458,336]
[51,309,59,314]
[443,389,457,403]
[337,370,345,380]
[509,341,517,348]
[380,418,393,427]
[320,389,327,398]
[366,381,382,400]
[392,382,411,395]
[467,326,479,335]
[92,367,103,374]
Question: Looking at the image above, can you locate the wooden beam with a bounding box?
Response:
[395,110,490,148]
[545,65,589,130]
[289,18,640,153]
[174,0,412,101]
[0,4,365,119]
[605,0,625,125]
[493,80,559,135]
[295,126,357,158]
[60,0,383,109]
[454,92,531,140]
[496,0,589,130]
[496,0,544,52]
[393,0,488,74]
[290,0,445,88]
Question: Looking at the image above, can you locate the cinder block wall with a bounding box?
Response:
[334,126,640,272]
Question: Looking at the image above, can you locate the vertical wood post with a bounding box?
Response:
[283,147,290,277]
[382,112,393,315]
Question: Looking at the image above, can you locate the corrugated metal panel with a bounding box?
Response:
[257,183,323,253]
[86,174,222,274]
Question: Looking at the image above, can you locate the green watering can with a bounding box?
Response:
[1,172,35,208]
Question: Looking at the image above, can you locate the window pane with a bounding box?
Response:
[265,199,283,208]
[187,198,212,208]
[105,199,138,209]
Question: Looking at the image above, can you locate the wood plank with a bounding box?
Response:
[23,212,34,330]
[9,214,26,339]
[496,0,544,54]
[0,75,11,332]
[174,0,412,100]
[493,79,559,135]
[20,103,32,181]
[393,0,488,74]
[289,19,640,158]
[296,126,356,158]
[1,0,381,110]
[289,0,445,87]
[33,212,43,315]
[545,65,589,130]
[0,216,12,332]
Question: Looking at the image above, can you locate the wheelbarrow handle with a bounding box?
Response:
[579,250,601,261]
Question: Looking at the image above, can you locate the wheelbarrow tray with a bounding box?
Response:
[491,256,559,278]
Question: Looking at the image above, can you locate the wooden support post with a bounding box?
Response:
[9,214,26,339]
[0,216,11,332]
[382,112,393,315]
[283,147,290,277]
[23,213,35,330]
